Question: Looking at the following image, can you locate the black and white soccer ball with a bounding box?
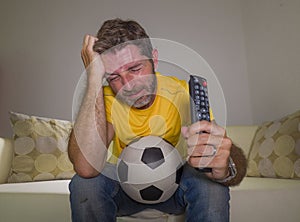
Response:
[117,136,184,204]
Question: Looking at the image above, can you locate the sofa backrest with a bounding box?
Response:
[226,125,258,156]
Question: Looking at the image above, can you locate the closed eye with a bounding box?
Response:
[129,64,143,73]
[106,74,120,83]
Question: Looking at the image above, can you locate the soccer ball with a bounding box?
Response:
[117,136,184,204]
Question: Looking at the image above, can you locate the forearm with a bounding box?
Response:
[68,129,100,178]
[68,83,108,178]
[221,143,247,186]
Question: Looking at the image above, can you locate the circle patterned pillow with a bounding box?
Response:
[247,110,300,179]
[8,112,75,183]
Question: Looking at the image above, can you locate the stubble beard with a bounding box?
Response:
[116,74,157,109]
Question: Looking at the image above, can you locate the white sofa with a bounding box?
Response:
[1,125,300,222]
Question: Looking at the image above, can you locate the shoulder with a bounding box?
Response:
[156,73,188,92]
[103,85,114,96]
[103,85,115,112]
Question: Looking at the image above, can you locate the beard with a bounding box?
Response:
[116,74,157,108]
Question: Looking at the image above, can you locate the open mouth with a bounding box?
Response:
[126,89,145,99]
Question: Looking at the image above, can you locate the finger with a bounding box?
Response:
[183,121,210,137]
[185,134,207,152]
[187,134,231,158]
[81,35,91,61]
[188,155,214,168]
[86,35,98,53]
[83,34,88,45]
[185,134,214,157]
[181,126,189,139]
[188,144,217,157]
[186,132,219,148]
[82,35,98,54]
[81,35,100,68]
[189,148,229,168]
[189,121,225,137]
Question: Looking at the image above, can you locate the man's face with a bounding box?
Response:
[102,44,158,109]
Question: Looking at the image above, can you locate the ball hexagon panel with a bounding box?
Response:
[175,166,183,184]
[141,147,165,169]
[140,185,163,201]
[117,159,129,183]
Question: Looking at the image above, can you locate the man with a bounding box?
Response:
[68,18,247,222]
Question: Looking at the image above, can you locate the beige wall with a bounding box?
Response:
[4,0,289,137]
[241,0,300,124]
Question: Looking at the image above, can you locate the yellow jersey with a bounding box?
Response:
[103,73,211,163]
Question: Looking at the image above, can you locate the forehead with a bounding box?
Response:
[101,44,149,74]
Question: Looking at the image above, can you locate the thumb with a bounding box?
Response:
[181,126,189,139]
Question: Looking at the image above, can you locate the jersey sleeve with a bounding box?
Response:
[103,86,115,124]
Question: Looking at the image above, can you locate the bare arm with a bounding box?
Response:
[68,35,114,178]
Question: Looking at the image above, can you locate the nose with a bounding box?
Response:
[121,73,135,90]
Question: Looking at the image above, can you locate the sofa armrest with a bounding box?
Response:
[0,138,13,184]
[226,125,258,156]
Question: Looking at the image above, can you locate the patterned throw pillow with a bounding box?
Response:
[247,110,300,179]
[8,112,75,183]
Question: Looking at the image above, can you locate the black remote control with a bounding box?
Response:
[189,75,211,123]
[189,75,212,173]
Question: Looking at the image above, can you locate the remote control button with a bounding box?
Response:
[201,108,207,113]
[197,112,202,120]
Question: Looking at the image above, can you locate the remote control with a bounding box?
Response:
[189,75,211,123]
[188,75,212,173]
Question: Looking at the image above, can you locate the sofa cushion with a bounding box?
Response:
[247,110,300,179]
[8,112,75,183]
[0,138,14,184]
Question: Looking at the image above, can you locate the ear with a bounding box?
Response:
[152,49,158,71]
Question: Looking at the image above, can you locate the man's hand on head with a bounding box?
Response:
[81,35,105,88]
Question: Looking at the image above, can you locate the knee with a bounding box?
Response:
[69,174,97,194]
[69,173,118,198]
[195,177,230,213]
[180,166,230,221]
[180,166,230,202]
[203,178,230,202]
[192,175,229,199]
